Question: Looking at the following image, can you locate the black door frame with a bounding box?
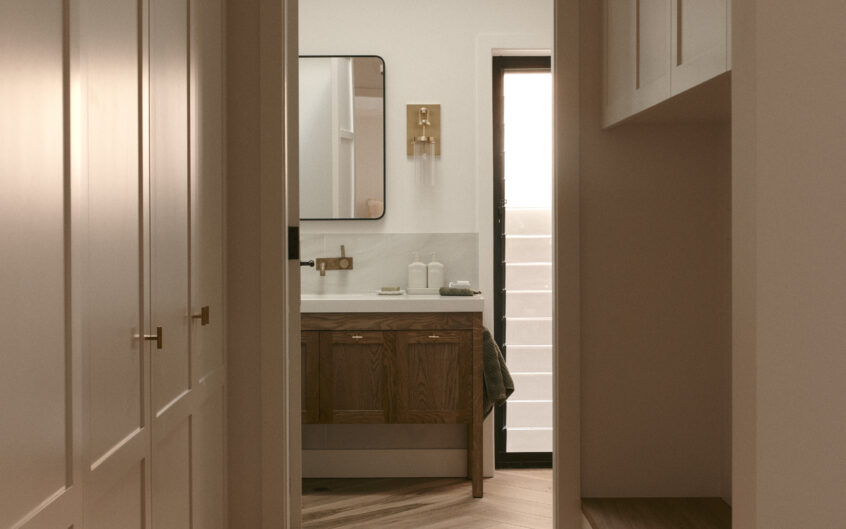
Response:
[493,55,553,469]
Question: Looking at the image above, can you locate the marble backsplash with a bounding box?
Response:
[300,233,479,294]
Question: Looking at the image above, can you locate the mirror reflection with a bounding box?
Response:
[299,56,385,219]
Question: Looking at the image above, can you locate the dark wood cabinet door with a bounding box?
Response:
[395,330,472,423]
[319,331,394,423]
[302,331,320,423]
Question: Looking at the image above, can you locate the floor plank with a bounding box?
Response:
[581,498,731,529]
[302,469,553,529]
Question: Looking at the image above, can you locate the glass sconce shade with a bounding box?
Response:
[413,138,436,186]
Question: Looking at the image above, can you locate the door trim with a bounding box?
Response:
[492,55,554,470]
[272,2,584,528]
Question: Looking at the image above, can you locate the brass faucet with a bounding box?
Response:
[315,245,353,277]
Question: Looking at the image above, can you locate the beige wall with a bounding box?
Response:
[733,0,846,527]
[226,0,295,525]
[578,0,732,498]
[553,1,582,526]
[225,0,263,525]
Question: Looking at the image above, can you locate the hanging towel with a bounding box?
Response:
[482,328,514,418]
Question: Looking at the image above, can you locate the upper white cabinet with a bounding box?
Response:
[603,1,637,126]
[603,0,730,127]
[603,0,672,126]
[671,0,728,94]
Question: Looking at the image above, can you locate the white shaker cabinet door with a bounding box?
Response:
[149,0,192,526]
[603,0,672,126]
[671,0,728,95]
[189,0,227,526]
[80,0,151,527]
[633,0,673,113]
[603,0,637,126]
[0,2,83,528]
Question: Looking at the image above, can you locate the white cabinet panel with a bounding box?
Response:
[189,1,227,526]
[191,0,226,381]
[603,0,637,126]
[192,389,227,529]
[633,0,672,112]
[671,0,728,95]
[88,463,147,529]
[80,1,150,528]
[83,0,144,467]
[726,0,732,70]
[152,418,192,529]
[0,1,75,527]
[150,0,191,417]
[603,0,671,125]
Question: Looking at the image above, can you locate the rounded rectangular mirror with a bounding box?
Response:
[299,55,385,220]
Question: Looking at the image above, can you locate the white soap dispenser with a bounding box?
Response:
[427,252,444,289]
[408,252,427,289]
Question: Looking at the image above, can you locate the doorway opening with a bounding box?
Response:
[493,56,553,469]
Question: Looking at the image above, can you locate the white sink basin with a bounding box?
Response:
[300,292,484,313]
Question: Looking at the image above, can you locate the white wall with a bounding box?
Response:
[733,0,846,527]
[578,1,732,499]
[300,0,553,235]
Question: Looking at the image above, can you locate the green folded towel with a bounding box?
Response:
[439,287,478,296]
[482,328,514,418]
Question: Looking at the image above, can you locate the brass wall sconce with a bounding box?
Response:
[407,104,441,185]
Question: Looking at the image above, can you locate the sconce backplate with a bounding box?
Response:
[406,104,441,156]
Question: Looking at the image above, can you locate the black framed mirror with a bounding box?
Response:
[299,55,385,220]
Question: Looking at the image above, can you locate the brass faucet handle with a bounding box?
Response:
[340,245,346,257]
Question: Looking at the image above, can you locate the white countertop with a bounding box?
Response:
[300,293,484,313]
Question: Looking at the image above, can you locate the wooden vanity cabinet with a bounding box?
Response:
[301,311,484,497]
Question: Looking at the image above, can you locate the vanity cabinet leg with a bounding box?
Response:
[471,314,484,498]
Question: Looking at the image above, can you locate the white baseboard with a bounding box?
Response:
[303,449,470,478]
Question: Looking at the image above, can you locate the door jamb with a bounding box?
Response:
[274,1,583,528]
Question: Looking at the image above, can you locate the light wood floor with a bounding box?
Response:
[582,498,731,529]
[302,469,553,529]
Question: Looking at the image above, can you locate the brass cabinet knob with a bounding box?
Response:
[192,305,210,326]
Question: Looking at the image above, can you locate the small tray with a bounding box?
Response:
[376,289,405,296]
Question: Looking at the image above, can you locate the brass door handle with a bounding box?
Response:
[351,335,364,340]
[144,326,163,349]
[192,305,210,326]
[428,335,440,339]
